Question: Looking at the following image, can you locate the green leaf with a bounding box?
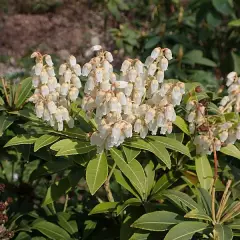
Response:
[83,220,97,240]
[34,134,60,152]
[184,209,212,222]
[129,232,150,240]
[163,190,200,213]
[151,171,179,196]
[89,202,118,215]
[173,116,190,135]
[4,135,37,147]
[231,51,240,74]
[228,218,240,229]
[50,139,73,151]
[220,144,240,160]
[86,152,108,195]
[144,160,155,197]
[32,220,71,240]
[123,146,141,163]
[114,169,140,199]
[212,0,233,15]
[117,198,141,215]
[144,36,161,49]
[147,140,171,169]
[228,19,240,27]
[110,148,146,200]
[56,141,95,156]
[164,221,209,240]
[147,136,191,158]
[198,188,212,216]
[132,211,183,231]
[195,155,213,190]
[57,212,78,235]
[15,232,31,240]
[15,77,32,109]
[207,102,221,114]
[0,115,14,136]
[124,138,152,151]
[214,224,233,240]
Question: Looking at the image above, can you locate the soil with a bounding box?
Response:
[0,0,116,76]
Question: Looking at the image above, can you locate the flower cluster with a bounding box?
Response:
[82,46,185,152]
[219,71,240,113]
[185,72,240,155]
[29,52,82,131]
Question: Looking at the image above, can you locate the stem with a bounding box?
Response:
[104,162,117,202]
[63,194,69,212]
[213,143,218,182]
[1,78,10,106]
[211,186,216,224]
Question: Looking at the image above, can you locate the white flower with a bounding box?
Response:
[82,63,92,76]
[60,83,69,96]
[128,69,138,82]
[95,68,103,83]
[219,131,228,142]
[92,45,102,51]
[140,125,148,138]
[125,83,133,96]
[151,47,161,60]
[105,51,113,62]
[69,87,79,101]
[109,97,119,112]
[58,121,64,131]
[150,79,158,94]
[226,72,237,86]
[36,102,44,118]
[32,76,40,88]
[187,111,196,123]
[41,85,50,97]
[145,108,155,123]
[134,119,142,133]
[186,100,195,111]
[160,57,168,71]
[35,63,43,75]
[117,92,127,105]
[59,64,67,75]
[45,55,53,67]
[69,55,76,67]
[73,64,81,76]
[64,69,72,83]
[40,70,49,84]
[164,48,172,60]
[135,60,144,75]
[47,67,55,77]
[148,63,157,76]
[121,60,131,73]
[156,70,164,83]
[71,75,82,88]
[47,101,57,114]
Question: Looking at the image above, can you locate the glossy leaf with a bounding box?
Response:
[110,148,146,199]
[89,202,118,215]
[4,135,37,147]
[0,115,14,136]
[34,134,59,152]
[123,146,141,163]
[15,77,32,109]
[220,144,240,160]
[147,136,191,158]
[184,209,212,222]
[164,221,209,240]
[57,212,78,235]
[117,198,141,215]
[56,141,95,156]
[214,224,233,240]
[173,116,190,135]
[86,152,108,195]
[195,155,213,190]
[32,220,71,240]
[132,211,182,231]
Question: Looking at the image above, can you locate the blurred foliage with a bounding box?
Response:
[102,0,240,90]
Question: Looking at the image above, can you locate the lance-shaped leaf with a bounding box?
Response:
[132,211,183,231]
[123,146,141,163]
[195,155,213,190]
[117,198,141,216]
[220,144,240,160]
[86,152,108,195]
[34,134,60,152]
[4,134,37,147]
[214,224,233,240]
[32,220,71,240]
[56,141,95,156]
[184,209,212,222]
[89,202,118,215]
[0,115,14,137]
[173,116,190,135]
[228,218,240,230]
[110,148,146,200]
[147,136,191,158]
[163,190,200,213]
[15,77,32,109]
[164,221,209,240]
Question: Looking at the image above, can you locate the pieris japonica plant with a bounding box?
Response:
[1,45,240,240]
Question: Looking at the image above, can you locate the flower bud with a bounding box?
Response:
[164,48,172,60]
[156,70,164,83]
[32,76,40,88]
[35,62,43,75]
[82,63,92,76]
[160,57,168,71]
[151,79,158,94]
[59,64,67,75]
[64,69,72,83]
[71,75,82,88]
[125,83,133,96]
[41,85,50,97]
[60,83,69,96]
[95,68,103,83]
[128,69,138,82]
[105,51,113,62]
[69,87,79,101]
[92,45,102,51]
[40,70,49,84]
[121,60,131,73]
[36,102,44,118]
[69,55,76,67]
[135,60,144,75]
[148,63,157,76]
[47,101,57,114]
[134,119,142,133]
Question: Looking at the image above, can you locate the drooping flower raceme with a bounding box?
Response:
[82,46,185,152]
[185,72,240,155]
[29,52,82,131]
